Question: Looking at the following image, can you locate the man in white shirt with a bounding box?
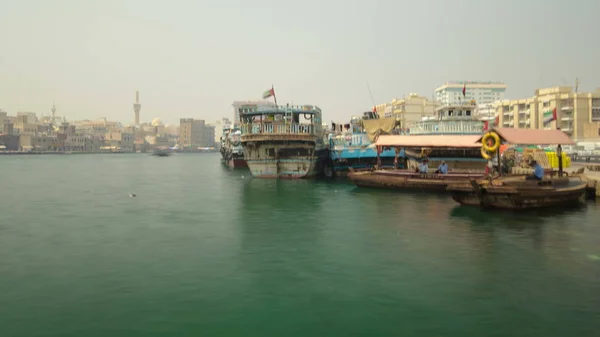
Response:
[418,159,429,173]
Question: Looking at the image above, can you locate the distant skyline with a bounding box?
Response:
[1,0,599,125]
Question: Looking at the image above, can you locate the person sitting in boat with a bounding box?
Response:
[526,160,544,180]
[417,159,429,174]
[435,160,448,174]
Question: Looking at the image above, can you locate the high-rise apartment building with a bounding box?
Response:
[435,81,507,106]
[496,86,600,141]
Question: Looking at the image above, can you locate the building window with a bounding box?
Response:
[466,110,471,116]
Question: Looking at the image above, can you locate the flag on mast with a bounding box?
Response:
[262,87,275,99]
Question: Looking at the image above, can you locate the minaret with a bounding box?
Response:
[51,102,56,120]
[133,90,141,125]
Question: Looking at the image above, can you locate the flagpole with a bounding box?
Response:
[272,84,278,106]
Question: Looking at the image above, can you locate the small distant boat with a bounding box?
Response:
[152,148,171,157]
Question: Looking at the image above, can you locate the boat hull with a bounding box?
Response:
[243,142,328,179]
[329,147,401,177]
[227,157,248,168]
[448,176,587,209]
[348,170,485,192]
[220,147,247,168]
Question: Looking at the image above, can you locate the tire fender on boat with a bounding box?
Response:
[481,132,501,153]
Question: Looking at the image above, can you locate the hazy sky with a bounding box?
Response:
[1,0,598,125]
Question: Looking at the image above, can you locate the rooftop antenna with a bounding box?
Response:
[575,77,580,93]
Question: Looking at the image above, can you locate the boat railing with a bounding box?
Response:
[409,120,484,135]
[329,133,371,147]
[243,105,321,114]
[241,123,316,136]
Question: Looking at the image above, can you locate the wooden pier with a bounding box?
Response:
[572,163,600,198]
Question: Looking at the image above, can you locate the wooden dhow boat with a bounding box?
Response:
[347,134,486,191]
[448,175,587,209]
[447,128,586,210]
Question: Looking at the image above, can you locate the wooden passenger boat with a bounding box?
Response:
[447,175,587,209]
[347,134,486,191]
[348,168,485,192]
[447,127,584,210]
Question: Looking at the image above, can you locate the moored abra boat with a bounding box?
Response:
[349,169,486,191]
[240,104,328,179]
[347,134,486,191]
[447,127,586,210]
[448,175,587,209]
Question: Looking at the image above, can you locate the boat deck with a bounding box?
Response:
[375,170,482,178]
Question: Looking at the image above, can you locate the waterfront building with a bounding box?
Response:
[207,118,232,146]
[435,81,506,106]
[179,118,215,150]
[496,86,600,141]
[376,93,437,128]
[104,130,135,152]
[0,111,6,129]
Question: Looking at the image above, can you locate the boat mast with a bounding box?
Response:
[366,80,377,116]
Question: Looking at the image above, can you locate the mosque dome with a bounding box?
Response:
[151,118,163,126]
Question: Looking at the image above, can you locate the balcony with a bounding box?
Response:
[518,109,530,115]
[240,123,318,142]
[561,116,573,121]
[408,120,483,135]
[561,106,573,111]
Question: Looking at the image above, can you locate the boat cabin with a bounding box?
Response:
[239,104,323,138]
[374,134,484,170]
[409,104,484,135]
[435,104,477,120]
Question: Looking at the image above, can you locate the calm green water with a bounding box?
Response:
[1,153,600,336]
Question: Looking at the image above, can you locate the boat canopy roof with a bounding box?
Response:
[478,128,575,145]
[240,104,321,116]
[375,135,481,148]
